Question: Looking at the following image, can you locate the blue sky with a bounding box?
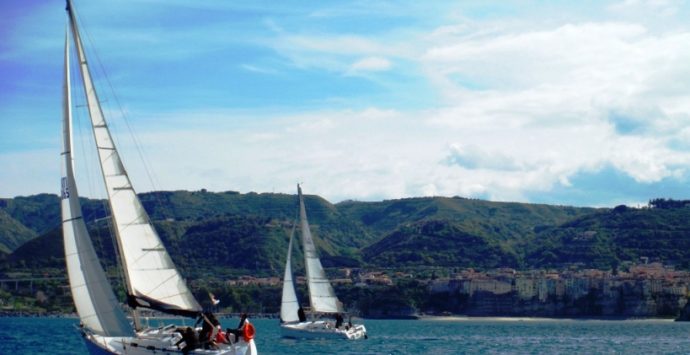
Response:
[3,0,690,207]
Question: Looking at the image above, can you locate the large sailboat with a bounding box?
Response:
[279,185,367,340]
[60,1,257,354]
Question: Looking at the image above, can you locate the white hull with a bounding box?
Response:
[280,320,367,340]
[83,325,257,355]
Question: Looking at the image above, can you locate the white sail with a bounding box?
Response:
[280,224,301,323]
[298,185,343,314]
[61,25,133,337]
[67,7,201,316]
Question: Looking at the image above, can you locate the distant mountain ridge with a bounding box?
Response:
[3,191,690,275]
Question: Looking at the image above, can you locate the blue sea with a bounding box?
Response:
[2,316,690,354]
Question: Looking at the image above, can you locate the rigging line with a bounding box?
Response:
[72,50,117,286]
[69,0,161,220]
[73,1,168,222]
[70,33,114,284]
[70,40,103,205]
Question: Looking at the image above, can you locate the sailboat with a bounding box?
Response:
[60,1,257,354]
[279,185,367,340]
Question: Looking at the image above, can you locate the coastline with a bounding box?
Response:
[418,315,677,322]
[0,310,678,322]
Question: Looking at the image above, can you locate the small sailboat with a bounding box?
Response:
[60,1,257,354]
[279,185,367,340]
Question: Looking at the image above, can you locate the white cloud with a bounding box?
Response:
[413,20,690,201]
[349,57,391,73]
[444,144,522,171]
[240,64,278,75]
[9,1,690,207]
[266,32,415,76]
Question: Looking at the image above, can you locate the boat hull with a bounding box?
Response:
[281,320,367,340]
[82,325,257,355]
[83,335,118,355]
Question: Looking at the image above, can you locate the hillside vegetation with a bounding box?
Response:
[3,192,690,276]
[525,202,690,269]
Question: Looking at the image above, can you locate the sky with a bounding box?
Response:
[3,0,690,207]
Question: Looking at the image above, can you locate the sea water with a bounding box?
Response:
[2,316,690,354]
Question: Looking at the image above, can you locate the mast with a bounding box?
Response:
[66,0,201,323]
[298,185,343,315]
[61,16,133,337]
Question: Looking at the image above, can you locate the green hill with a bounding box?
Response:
[338,196,592,242]
[525,204,690,269]
[362,219,519,268]
[139,190,374,251]
[0,194,108,253]
[0,190,367,279]
[7,192,690,275]
[160,215,291,278]
[6,192,690,318]
[339,196,594,268]
[0,209,37,254]
[0,194,61,235]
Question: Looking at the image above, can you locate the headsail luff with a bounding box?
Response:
[298,185,343,314]
[280,223,301,323]
[66,3,201,317]
[61,23,134,337]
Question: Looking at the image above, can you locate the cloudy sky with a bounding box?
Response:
[3,0,690,207]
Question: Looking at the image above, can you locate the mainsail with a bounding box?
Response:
[61,24,133,337]
[298,185,343,314]
[67,4,201,317]
[280,223,300,323]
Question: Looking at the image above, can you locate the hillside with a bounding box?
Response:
[5,192,690,319]
[0,190,374,279]
[0,194,62,235]
[131,190,374,252]
[0,194,108,252]
[338,196,592,242]
[525,204,690,269]
[5,192,690,276]
[340,196,594,268]
[0,209,36,254]
[362,219,520,268]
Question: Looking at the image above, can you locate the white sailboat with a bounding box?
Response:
[60,1,257,354]
[279,185,367,340]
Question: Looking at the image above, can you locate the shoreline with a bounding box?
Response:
[0,311,679,322]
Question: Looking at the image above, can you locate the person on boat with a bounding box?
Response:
[175,327,199,355]
[298,306,307,322]
[335,313,344,329]
[226,313,249,342]
[196,311,219,349]
[208,313,222,349]
[215,323,228,345]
